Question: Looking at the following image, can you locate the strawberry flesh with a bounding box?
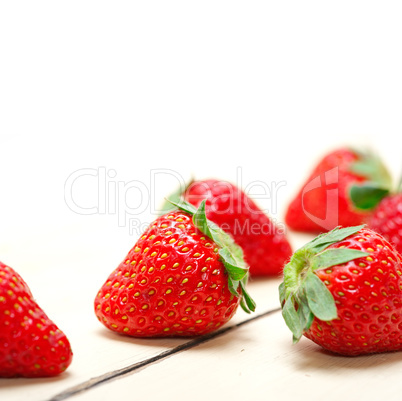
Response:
[184,179,292,276]
[95,210,241,337]
[284,228,402,356]
[285,148,374,233]
[369,193,402,255]
[0,262,73,377]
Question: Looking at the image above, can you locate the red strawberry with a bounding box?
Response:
[280,226,402,356]
[94,200,255,337]
[0,262,73,377]
[369,193,402,254]
[350,178,402,255]
[162,179,292,276]
[285,148,392,233]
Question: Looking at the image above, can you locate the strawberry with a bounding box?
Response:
[94,200,255,337]
[285,148,392,233]
[369,193,402,254]
[161,179,292,276]
[350,177,402,255]
[279,225,402,356]
[0,262,73,377]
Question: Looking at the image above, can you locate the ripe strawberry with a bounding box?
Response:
[350,178,402,255]
[95,200,255,337]
[162,179,292,276]
[0,262,73,377]
[369,193,402,254]
[285,148,392,233]
[279,226,402,356]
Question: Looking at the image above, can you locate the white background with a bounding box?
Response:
[1,0,401,294]
[0,3,402,398]
[1,0,401,290]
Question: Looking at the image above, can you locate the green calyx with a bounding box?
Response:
[349,148,392,210]
[279,225,369,343]
[167,198,256,314]
[350,184,390,210]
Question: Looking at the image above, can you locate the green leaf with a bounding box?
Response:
[304,273,337,321]
[192,200,213,239]
[165,198,256,313]
[349,149,392,188]
[305,309,315,331]
[296,302,314,335]
[305,225,366,253]
[292,334,300,344]
[280,227,368,344]
[220,248,248,281]
[240,280,256,313]
[240,298,250,314]
[279,282,286,306]
[227,276,240,298]
[312,248,369,271]
[167,198,198,215]
[295,288,314,331]
[282,296,303,342]
[350,183,390,210]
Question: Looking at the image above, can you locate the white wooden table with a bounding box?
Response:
[2,230,402,401]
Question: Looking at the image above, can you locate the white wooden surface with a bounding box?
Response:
[2,229,402,401]
[0,223,288,401]
[72,312,402,401]
[0,230,286,401]
[1,1,402,400]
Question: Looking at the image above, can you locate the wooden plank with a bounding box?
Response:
[0,221,283,401]
[67,310,402,401]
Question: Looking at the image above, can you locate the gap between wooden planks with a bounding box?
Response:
[45,307,281,401]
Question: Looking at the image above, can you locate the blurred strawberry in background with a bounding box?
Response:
[162,179,292,276]
[285,148,392,233]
